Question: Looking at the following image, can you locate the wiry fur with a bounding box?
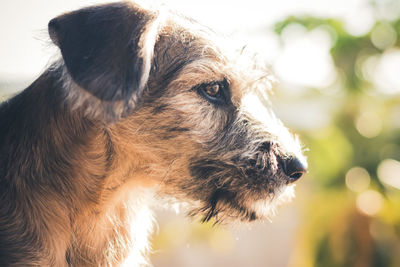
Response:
[0,1,306,266]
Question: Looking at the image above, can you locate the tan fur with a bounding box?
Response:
[0,2,306,266]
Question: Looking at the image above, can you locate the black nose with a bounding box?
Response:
[282,157,307,183]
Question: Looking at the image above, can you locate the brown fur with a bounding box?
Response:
[0,2,306,266]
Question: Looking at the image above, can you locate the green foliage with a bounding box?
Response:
[275,10,400,267]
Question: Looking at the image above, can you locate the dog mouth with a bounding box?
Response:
[188,184,296,223]
[189,189,258,223]
[187,151,304,223]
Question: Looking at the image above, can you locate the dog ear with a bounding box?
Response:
[48,2,157,118]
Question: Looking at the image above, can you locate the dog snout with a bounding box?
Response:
[282,156,307,183]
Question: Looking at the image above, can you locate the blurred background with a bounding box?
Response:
[1,0,399,266]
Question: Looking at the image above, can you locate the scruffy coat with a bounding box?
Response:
[0,2,306,266]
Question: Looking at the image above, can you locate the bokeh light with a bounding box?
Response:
[275,25,337,88]
[1,0,400,266]
[345,167,371,192]
[377,158,400,189]
[356,190,384,217]
[371,22,397,50]
[355,111,383,138]
[373,49,400,95]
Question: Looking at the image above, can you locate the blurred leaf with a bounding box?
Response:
[275,8,400,267]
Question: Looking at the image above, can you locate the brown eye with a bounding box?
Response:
[204,83,220,97]
[195,80,229,105]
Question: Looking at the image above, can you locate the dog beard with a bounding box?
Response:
[181,184,296,224]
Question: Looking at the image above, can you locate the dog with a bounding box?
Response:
[0,1,307,266]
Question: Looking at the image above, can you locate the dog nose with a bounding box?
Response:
[282,157,307,183]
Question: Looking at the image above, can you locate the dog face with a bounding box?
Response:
[49,2,307,223]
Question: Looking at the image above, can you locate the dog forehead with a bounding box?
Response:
[153,31,261,98]
[142,5,276,108]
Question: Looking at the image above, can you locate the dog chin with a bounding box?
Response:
[249,184,296,219]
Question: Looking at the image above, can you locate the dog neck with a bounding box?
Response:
[0,65,155,266]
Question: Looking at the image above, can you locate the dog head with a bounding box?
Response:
[49,1,307,223]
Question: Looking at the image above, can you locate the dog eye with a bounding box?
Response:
[196,81,228,105]
[204,84,220,97]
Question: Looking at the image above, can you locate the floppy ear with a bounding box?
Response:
[48,2,157,119]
